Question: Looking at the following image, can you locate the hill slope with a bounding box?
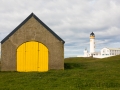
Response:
[64,55,120,89]
[0,55,120,90]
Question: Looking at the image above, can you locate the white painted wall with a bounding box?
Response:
[84,49,89,57]
[90,38,95,53]
[101,48,110,56]
[101,48,120,56]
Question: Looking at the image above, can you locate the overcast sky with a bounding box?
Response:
[0,0,120,57]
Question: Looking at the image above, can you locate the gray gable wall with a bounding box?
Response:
[1,13,64,71]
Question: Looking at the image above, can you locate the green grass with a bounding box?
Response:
[0,56,120,90]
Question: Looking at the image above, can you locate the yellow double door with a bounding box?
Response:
[17,41,48,72]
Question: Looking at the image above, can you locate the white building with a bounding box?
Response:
[101,48,120,56]
[81,32,120,58]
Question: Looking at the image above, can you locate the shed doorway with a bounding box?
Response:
[17,41,48,72]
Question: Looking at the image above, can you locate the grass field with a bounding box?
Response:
[0,55,120,90]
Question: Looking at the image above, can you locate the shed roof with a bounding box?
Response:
[1,13,65,44]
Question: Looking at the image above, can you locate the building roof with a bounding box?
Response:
[90,32,95,37]
[102,48,120,50]
[107,48,120,50]
[1,13,65,44]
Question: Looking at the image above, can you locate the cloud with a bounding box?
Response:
[0,0,120,57]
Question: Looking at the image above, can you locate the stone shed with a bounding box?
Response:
[1,13,65,72]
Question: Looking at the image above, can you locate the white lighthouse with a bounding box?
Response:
[78,32,120,58]
[90,32,95,55]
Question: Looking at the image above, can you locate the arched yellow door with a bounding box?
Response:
[17,41,48,72]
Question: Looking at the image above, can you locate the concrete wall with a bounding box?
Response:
[1,16,64,71]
